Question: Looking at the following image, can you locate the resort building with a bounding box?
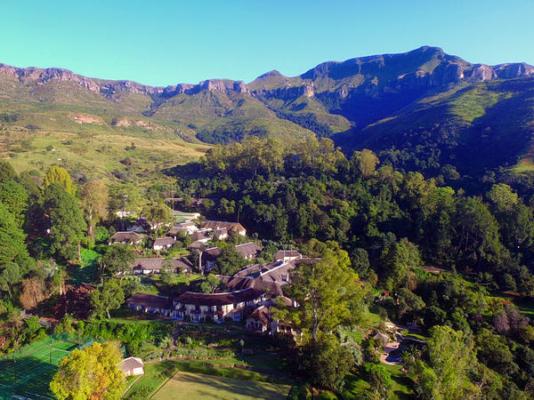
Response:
[173,288,264,323]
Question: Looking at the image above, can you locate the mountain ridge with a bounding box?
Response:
[2,46,533,98]
[1,46,533,180]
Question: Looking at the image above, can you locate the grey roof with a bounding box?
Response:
[235,242,262,259]
[223,259,301,296]
[201,220,246,234]
[188,241,207,250]
[153,237,175,247]
[168,222,197,236]
[274,250,302,260]
[132,258,163,270]
[110,231,144,243]
[176,288,263,307]
[203,247,222,260]
[131,257,193,272]
[191,230,211,241]
[173,257,194,272]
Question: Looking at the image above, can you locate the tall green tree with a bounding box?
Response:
[43,165,76,195]
[109,183,143,216]
[278,240,366,344]
[200,274,221,293]
[301,334,356,391]
[351,149,380,178]
[0,203,33,298]
[0,179,29,226]
[50,341,125,400]
[452,197,506,271]
[90,279,125,319]
[487,184,534,256]
[100,245,135,277]
[380,238,422,290]
[142,201,173,233]
[216,245,247,276]
[81,180,109,240]
[406,325,479,400]
[43,183,86,262]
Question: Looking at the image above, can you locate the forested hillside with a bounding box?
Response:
[0,134,533,399]
[170,136,534,398]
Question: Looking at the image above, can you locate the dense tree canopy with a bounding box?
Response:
[172,136,534,396]
[175,136,534,294]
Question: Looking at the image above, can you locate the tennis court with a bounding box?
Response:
[0,336,80,400]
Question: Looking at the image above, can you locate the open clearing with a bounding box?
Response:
[152,371,290,400]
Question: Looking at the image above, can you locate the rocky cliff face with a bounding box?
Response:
[1,46,533,133]
[0,64,162,97]
[1,47,532,104]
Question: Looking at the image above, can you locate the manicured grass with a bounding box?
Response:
[0,336,79,400]
[153,371,290,400]
[124,353,292,400]
[123,359,258,400]
[123,361,178,400]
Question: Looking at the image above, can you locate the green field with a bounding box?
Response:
[0,336,80,400]
[153,371,289,400]
[124,360,290,400]
[124,357,292,400]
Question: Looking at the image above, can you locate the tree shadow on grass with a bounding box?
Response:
[67,262,98,285]
[0,356,57,399]
[163,372,288,400]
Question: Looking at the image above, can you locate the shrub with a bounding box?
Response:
[317,391,338,400]
[287,384,312,400]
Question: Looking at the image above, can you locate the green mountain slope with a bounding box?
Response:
[1,46,533,181]
[336,78,534,176]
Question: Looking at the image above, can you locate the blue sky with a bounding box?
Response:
[1,0,533,86]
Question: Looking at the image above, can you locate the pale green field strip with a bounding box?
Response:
[152,371,290,400]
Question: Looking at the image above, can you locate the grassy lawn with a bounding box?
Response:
[153,371,290,400]
[124,359,290,400]
[0,336,79,400]
[124,332,293,400]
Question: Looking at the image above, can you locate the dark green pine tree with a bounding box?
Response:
[44,183,86,262]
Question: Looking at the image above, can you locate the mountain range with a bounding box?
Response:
[0,46,533,179]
